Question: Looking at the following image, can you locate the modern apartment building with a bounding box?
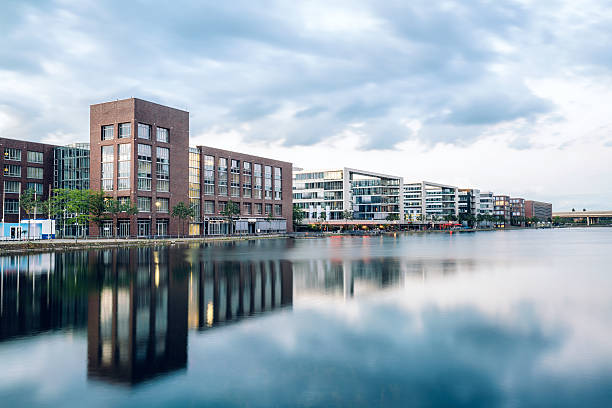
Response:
[510,197,526,226]
[293,168,403,223]
[188,146,292,235]
[404,181,459,221]
[458,188,481,217]
[525,200,552,221]
[479,191,495,215]
[494,195,511,226]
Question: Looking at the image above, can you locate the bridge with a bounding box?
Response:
[552,211,612,226]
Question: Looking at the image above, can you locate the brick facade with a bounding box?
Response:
[0,138,55,223]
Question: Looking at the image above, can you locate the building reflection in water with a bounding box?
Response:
[292,257,477,299]
[0,252,89,342]
[87,247,189,385]
[186,254,293,330]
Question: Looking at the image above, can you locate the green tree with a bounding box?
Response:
[221,200,241,235]
[319,211,326,232]
[444,214,458,222]
[106,198,138,237]
[172,201,195,237]
[20,189,41,240]
[342,210,353,220]
[89,190,111,235]
[293,205,305,228]
[385,213,399,221]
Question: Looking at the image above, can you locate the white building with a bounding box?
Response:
[293,168,403,223]
[403,181,459,221]
[479,191,495,215]
[458,188,481,217]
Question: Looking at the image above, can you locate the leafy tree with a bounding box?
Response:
[385,213,399,221]
[67,190,92,240]
[293,205,305,227]
[319,211,326,232]
[342,210,353,220]
[89,190,111,234]
[221,200,241,234]
[104,197,138,237]
[171,201,195,237]
[444,214,458,222]
[20,189,41,240]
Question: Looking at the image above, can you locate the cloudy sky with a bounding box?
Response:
[1,0,611,210]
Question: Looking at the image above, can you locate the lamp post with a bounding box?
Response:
[155,200,161,237]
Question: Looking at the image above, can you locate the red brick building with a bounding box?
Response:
[90,98,292,236]
[1,138,55,224]
[525,200,553,221]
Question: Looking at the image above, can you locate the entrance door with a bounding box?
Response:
[137,220,150,237]
[118,221,130,237]
[10,226,21,240]
[156,220,168,236]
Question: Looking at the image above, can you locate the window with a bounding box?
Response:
[119,123,131,139]
[137,123,150,139]
[274,167,282,200]
[265,203,272,215]
[137,196,151,212]
[190,198,200,221]
[4,181,20,193]
[274,204,282,216]
[189,149,200,200]
[156,147,169,192]
[156,127,169,143]
[243,161,251,175]
[101,146,114,191]
[27,167,43,179]
[156,197,169,213]
[27,151,43,163]
[264,165,272,200]
[254,164,262,199]
[3,199,19,214]
[231,172,240,198]
[4,148,21,161]
[218,158,228,196]
[118,144,131,190]
[254,203,262,215]
[244,202,252,215]
[137,144,152,191]
[27,182,43,195]
[204,200,214,214]
[102,125,114,140]
[4,164,21,177]
[218,201,227,214]
[204,155,214,195]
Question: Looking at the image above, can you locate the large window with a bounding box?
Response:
[274,167,282,200]
[274,204,282,216]
[156,197,169,213]
[204,155,214,195]
[254,164,262,199]
[218,158,228,196]
[190,198,200,222]
[118,144,131,190]
[4,148,21,161]
[137,144,152,191]
[156,127,169,143]
[3,199,19,214]
[27,167,43,179]
[3,181,20,193]
[254,203,262,215]
[4,164,21,177]
[119,123,131,139]
[137,123,150,139]
[265,203,272,215]
[102,125,114,140]
[137,196,151,212]
[27,151,43,163]
[189,149,200,200]
[243,202,251,215]
[156,147,169,192]
[204,200,214,214]
[101,146,114,191]
[264,165,272,200]
[230,159,240,198]
[27,182,43,195]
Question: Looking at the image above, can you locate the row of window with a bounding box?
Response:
[197,200,282,216]
[136,197,169,213]
[3,181,43,194]
[3,165,44,179]
[101,123,169,142]
[3,148,44,163]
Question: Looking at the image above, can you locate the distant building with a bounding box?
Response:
[479,191,495,215]
[293,168,403,223]
[403,181,458,221]
[510,198,526,226]
[494,195,511,227]
[458,188,481,217]
[525,200,552,221]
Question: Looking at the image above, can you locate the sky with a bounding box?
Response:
[0,0,611,210]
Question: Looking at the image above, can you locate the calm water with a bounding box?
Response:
[1,229,612,407]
